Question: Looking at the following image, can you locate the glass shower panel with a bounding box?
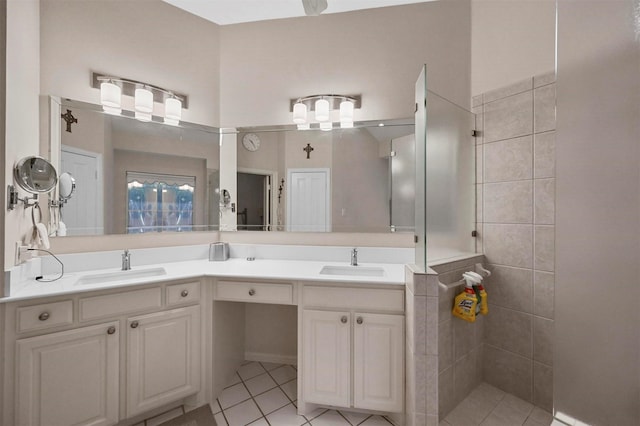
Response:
[414,66,427,269]
[390,133,416,233]
[424,90,476,263]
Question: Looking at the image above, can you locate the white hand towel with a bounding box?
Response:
[57,221,67,237]
[36,223,50,249]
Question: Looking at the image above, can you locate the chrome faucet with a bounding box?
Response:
[351,248,358,266]
[122,249,131,271]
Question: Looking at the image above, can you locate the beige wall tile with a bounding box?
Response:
[454,349,481,404]
[474,314,485,349]
[534,131,555,178]
[439,286,459,323]
[484,91,533,143]
[484,78,533,104]
[483,344,533,403]
[534,84,556,133]
[534,71,556,88]
[416,353,427,415]
[439,319,454,372]
[484,181,533,224]
[438,366,455,420]
[484,224,533,268]
[476,223,484,253]
[533,362,553,412]
[473,94,484,108]
[426,296,439,355]
[534,178,555,224]
[533,271,554,319]
[486,265,533,313]
[426,354,438,415]
[416,295,428,355]
[454,318,476,361]
[533,317,554,366]
[485,305,533,357]
[534,225,555,272]
[483,135,533,183]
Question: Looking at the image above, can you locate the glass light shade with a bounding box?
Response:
[340,121,354,129]
[100,82,121,109]
[320,121,333,131]
[135,88,154,113]
[135,111,152,122]
[297,123,310,130]
[164,118,179,126]
[315,99,330,122]
[293,102,307,124]
[103,105,122,116]
[339,100,354,122]
[165,97,182,122]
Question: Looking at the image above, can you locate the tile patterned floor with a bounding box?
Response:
[441,383,553,426]
[213,361,395,426]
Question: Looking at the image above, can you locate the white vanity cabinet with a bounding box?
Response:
[4,280,203,426]
[15,321,120,426]
[301,284,405,414]
[126,305,201,417]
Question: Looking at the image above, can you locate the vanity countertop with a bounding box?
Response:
[1,258,406,303]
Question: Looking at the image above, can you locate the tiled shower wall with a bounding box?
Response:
[474,72,556,411]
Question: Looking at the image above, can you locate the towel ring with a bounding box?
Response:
[31,202,42,226]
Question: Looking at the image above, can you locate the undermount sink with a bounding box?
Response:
[319,265,385,277]
[75,267,167,285]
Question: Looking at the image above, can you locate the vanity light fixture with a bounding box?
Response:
[92,72,188,125]
[290,94,361,130]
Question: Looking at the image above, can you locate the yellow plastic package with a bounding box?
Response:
[452,286,478,323]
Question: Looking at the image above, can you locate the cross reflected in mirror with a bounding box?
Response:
[303,143,314,159]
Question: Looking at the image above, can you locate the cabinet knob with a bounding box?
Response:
[356,317,363,325]
[107,326,116,335]
[38,312,50,321]
[130,321,139,329]
[181,289,189,297]
[341,316,348,324]
[248,289,256,296]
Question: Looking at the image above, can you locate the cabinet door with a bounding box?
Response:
[353,313,404,412]
[16,322,119,426]
[126,305,201,417]
[302,309,351,407]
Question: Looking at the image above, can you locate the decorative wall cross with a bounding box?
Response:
[303,143,314,159]
[61,109,78,133]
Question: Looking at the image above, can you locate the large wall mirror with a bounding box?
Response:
[230,120,415,234]
[44,97,221,236]
[44,97,415,236]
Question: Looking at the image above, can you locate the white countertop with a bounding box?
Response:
[2,257,407,303]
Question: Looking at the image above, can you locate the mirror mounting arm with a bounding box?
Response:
[7,185,39,211]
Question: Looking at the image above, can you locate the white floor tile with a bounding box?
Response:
[338,410,370,425]
[212,399,222,414]
[248,418,270,426]
[238,362,267,381]
[146,406,184,426]
[224,399,263,426]
[280,378,298,401]
[445,397,491,426]
[359,415,392,425]
[523,418,547,426]
[305,408,329,420]
[267,403,309,426]
[311,410,351,425]
[529,407,553,425]
[214,412,228,426]
[271,365,297,384]
[254,387,291,415]
[245,372,278,396]
[261,361,284,371]
[218,383,251,409]
[225,372,242,387]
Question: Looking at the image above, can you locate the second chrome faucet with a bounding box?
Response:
[350,248,358,266]
[122,249,131,271]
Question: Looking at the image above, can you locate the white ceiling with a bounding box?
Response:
[163,0,433,26]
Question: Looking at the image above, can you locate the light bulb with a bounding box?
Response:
[315,98,330,122]
[135,88,153,113]
[165,97,182,121]
[135,111,152,122]
[100,81,121,109]
[339,100,354,123]
[293,102,307,124]
[103,105,122,115]
[340,121,354,129]
[297,123,310,130]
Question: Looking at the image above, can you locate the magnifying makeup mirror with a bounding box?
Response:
[58,172,76,202]
[14,156,58,194]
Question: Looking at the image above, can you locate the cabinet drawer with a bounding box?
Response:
[79,287,162,321]
[215,280,293,305]
[166,281,201,306]
[303,286,404,312]
[17,300,73,333]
